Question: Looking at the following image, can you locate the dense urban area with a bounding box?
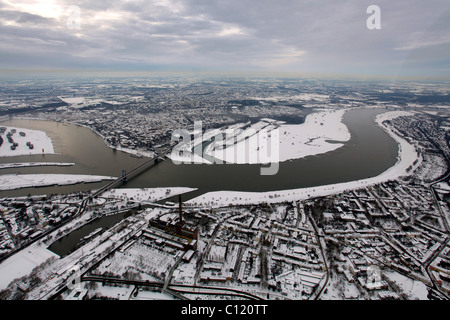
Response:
[0,75,450,300]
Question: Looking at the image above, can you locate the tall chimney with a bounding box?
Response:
[178,195,183,225]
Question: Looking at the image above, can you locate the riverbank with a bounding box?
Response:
[169,108,350,164]
[0,108,403,198]
[0,174,116,191]
[1,116,155,159]
[70,121,155,159]
[0,118,148,192]
[0,162,74,169]
[186,110,421,207]
[100,187,198,202]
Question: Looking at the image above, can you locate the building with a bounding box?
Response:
[66,288,89,300]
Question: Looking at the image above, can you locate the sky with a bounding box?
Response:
[0,0,449,78]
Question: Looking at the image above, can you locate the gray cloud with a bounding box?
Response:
[0,0,449,76]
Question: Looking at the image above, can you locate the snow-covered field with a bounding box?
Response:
[250,93,330,103]
[0,126,55,157]
[384,270,429,299]
[0,243,58,290]
[101,187,198,202]
[93,239,177,282]
[279,109,350,161]
[58,96,144,110]
[414,153,447,182]
[0,174,116,191]
[58,97,85,106]
[210,109,350,164]
[186,110,421,207]
[170,108,350,165]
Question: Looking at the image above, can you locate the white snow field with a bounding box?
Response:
[0,243,58,290]
[186,110,421,207]
[0,126,55,157]
[169,108,350,165]
[101,187,198,202]
[0,174,117,191]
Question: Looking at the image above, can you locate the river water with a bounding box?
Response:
[0,120,148,197]
[126,108,397,200]
[0,108,398,257]
[47,210,133,258]
[0,108,397,199]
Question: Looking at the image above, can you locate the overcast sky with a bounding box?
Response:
[0,0,449,77]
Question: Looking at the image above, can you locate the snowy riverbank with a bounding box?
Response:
[0,162,75,169]
[0,126,55,157]
[71,121,155,159]
[186,110,421,207]
[207,108,350,164]
[101,187,198,202]
[0,174,116,191]
[169,108,350,164]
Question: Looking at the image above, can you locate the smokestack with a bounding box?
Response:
[178,194,183,225]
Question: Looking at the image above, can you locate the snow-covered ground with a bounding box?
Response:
[186,110,421,207]
[58,97,85,106]
[384,270,429,299]
[169,108,350,164]
[250,93,330,103]
[0,126,55,157]
[0,162,74,169]
[435,181,450,193]
[278,109,350,161]
[58,96,144,110]
[0,174,116,191]
[0,216,145,298]
[0,188,192,292]
[101,187,198,202]
[0,242,58,290]
[209,109,350,164]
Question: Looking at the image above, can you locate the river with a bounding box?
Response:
[1,108,398,256]
[0,108,397,199]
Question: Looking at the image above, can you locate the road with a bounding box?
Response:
[77,275,264,300]
[301,202,330,300]
[92,148,171,197]
[193,213,237,285]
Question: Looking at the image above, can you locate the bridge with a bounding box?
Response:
[92,148,171,198]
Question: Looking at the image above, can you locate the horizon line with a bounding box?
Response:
[1,68,450,82]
